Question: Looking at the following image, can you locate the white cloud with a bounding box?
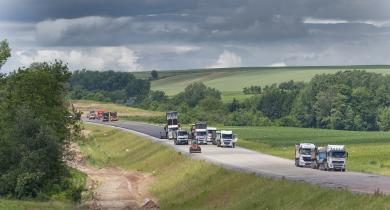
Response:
[15,47,141,71]
[303,17,349,25]
[303,17,390,28]
[270,62,287,67]
[209,50,242,68]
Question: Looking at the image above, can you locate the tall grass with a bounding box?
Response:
[80,124,390,210]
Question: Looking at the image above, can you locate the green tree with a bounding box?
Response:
[0,39,11,70]
[378,107,390,131]
[151,70,159,80]
[0,61,77,198]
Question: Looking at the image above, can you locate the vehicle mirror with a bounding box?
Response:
[346,152,349,158]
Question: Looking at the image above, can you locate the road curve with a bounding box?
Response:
[86,119,390,195]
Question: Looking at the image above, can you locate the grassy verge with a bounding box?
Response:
[79,123,390,210]
[223,126,390,175]
[0,199,72,210]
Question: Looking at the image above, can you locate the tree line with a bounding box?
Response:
[136,71,390,131]
[69,69,150,104]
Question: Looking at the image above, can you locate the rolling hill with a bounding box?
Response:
[134,66,390,101]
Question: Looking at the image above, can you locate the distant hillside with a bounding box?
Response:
[133,66,390,99]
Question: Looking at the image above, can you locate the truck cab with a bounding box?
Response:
[195,129,207,144]
[216,130,235,148]
[175,129,189,145]
[316,145,348,171]
[207,127,217,144]
[102,112,110,122]
[295,143,316,167]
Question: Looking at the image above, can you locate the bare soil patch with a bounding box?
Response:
[67,142,159,210]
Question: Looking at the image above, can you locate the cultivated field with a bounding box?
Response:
[223,126,390,176]
[80,124,390,210]
[139,66,390,101]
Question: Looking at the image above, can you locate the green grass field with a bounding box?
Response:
[220,126,390,175]
[143,66,390,101]
[79,123,390,210]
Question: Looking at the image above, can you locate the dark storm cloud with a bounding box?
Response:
[1,0,390,71]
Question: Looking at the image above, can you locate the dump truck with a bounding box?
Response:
[87,110,97,120]
[174,129,189,145]
[110,112,118,121]
[97,109,109,120]
[311,145,348,171]
[102,111,118,122]
[165,111,179,140]
[216,130,236,148]
[295,143,316,167]
[207,127,217,144]
[190,122,207,144]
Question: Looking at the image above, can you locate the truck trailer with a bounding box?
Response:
[295,143,316,167]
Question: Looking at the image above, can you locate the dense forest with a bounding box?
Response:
[69,70,150,104]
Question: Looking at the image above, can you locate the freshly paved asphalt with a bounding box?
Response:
[86,119,390,195]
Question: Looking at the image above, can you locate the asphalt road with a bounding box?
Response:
[86,119,390,195]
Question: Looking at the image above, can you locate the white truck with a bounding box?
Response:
[313,145,348,171]
[174,129,189,145]
[165,111,179,140]
[216,130,236,148]
[190,122,208,145]
[207,127,217,144]
[295,143,316,167]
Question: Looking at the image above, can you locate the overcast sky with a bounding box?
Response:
[1,0,390,72]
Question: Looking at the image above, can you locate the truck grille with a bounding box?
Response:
[303,157,311,161]
[332,161,344,168]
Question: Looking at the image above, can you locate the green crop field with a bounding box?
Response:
[79,123,390,210]
[221,126,390,176]
[139,66,390,101]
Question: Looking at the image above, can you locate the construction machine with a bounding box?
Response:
[165,111,179,140]
[189,138,201,153]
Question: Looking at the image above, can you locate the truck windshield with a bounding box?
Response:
[196,131,206,136]
[178,131,187,136]
[222,134,233,139]
[331,151,346,158]
[300,148,311,155]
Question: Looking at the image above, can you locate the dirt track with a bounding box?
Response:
[67,142,159,210]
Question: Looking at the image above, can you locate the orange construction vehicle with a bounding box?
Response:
[97,109,109,120]
[189,138,201,153]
